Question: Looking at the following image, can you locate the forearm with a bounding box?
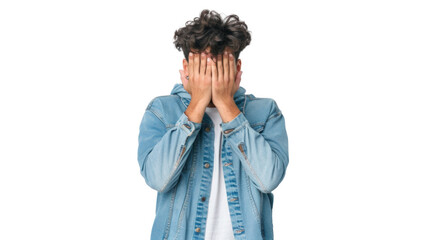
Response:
[138,107,202,193]
[220,110,289,193]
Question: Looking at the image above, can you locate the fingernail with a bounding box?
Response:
[189,52,193,56]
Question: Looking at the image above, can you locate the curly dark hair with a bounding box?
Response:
[173,9,252,62]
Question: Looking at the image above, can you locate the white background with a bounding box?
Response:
[1,0,428,239]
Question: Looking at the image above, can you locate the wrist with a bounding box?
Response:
[189,98,209,111]
[214,98,235,110]
[185,99,207,123]
[215,99,241,123]
[213,97,234,109]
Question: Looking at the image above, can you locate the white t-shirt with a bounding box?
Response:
[204,107,235,239]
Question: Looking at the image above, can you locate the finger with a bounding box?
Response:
[210,57,217,82]
[206,57,212,80]
[188,52,194,81]
[216,54,223,80]
[194,53,200,79]
[223,50,229,82]
[200,52,207,76]
[229,53,236,86]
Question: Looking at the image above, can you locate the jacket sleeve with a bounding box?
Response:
[220,99,289,193]
[137,98,202,193]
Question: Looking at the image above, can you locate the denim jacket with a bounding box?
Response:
[137,83,289,240]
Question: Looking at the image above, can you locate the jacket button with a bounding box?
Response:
[195,227,201,232]
[204,163,210,168]
[224,129,234,134]
[184,124,191,129]
[205,127,210,132]
[201,197,206,202]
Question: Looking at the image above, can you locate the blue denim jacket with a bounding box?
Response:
[137,83,289,240]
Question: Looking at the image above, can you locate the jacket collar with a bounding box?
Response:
[170,83,247,112]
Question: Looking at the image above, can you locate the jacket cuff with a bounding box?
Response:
[176,112,202,136]
[220,112,249,137]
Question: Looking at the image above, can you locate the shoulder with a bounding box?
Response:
[245,94,282,119]
[145,95,182,112]
[144,95,186,127]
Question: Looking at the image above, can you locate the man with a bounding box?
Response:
[137,9,289,240]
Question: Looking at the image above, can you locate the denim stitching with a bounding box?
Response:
[192,129,214,239]
[174,138,199,239]
[223,120,247,138]
[148,109,167,127]
[267,111,282,122]
[243,94,247,114]
[159,134,189,193]
[260,191,265,240]
[237,142,269,193]
[223,142,246,239]
[163,184,178,240]
[246,174,261,226]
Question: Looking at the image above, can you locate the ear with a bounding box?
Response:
[180,58,189,87]
[236,59,241,72]
[183,58,189,76]
[234,59,242,89]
